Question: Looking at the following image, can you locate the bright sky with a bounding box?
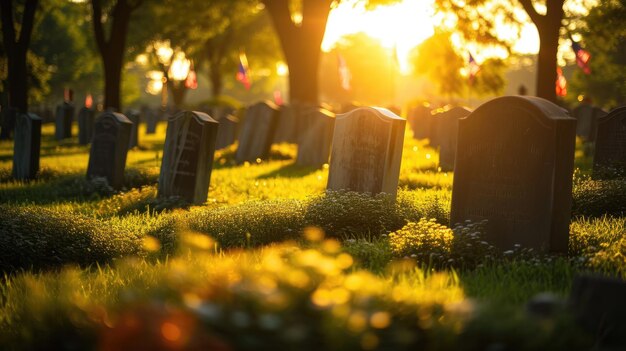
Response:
[322,0,541,74]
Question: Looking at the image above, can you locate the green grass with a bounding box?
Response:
[0,121,624,349]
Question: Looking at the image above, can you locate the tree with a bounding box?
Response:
[0,0,39,113]
[30,0,101,105]
[91,0,143,111]
[569,0,626,108]
[261,0,399,104]
[322,32,399,105]
[434,0,571,103]
[410,31,505,99]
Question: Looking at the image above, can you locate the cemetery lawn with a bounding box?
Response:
[0,123,625,349]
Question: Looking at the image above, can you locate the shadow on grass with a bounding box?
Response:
[0,168,159,205]
[256,162,317,179]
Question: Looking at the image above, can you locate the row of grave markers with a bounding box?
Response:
[10,96,626,256]
[407,102,625,178]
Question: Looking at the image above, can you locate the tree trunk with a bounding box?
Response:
[92,0,139,112]
[7,50,28,113]
[519,0,564,104]
[537,31,559,103]
[210,67,223,99]
[103,52,123,111]
[263,0,332,105]
[170,82,187,109]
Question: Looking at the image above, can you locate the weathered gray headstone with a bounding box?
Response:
[86,112,132,189]
[274,104,300,143]
[78,107,96,145]
[573,104,607,142]
[55,103,75,140]
[437,107,472,172]
[12,113,42,180]
[158,111,218,204]
[593,106,626,178]
[143,106,158,135]
[125,109,140,149]
[215,113,239,150]
[450,96,576,253]
[327,107,405,197]
[235,101,279,163]
[569,274,626,348]
[407,104,432,139]
[296,108,335,167]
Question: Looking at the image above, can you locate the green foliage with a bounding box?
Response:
[305,191,405,239]
[571,177,626,218]
[411,31,465,96]
[389,219,498,268]
[568,0,626,108]
[569,216,626,278]
[187,199,306,248]
[0,205,141,271]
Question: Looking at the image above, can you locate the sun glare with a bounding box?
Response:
[323,0,436,74]
[323,0,543,74]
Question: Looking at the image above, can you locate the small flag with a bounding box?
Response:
[468,52,480,82]
[273,90,283,106]
[571,40,591,74]
[556,67,567,97]
[236,52,251,90]
[185,61,198,90]
[337,53,352,91]
[85,94,93,109]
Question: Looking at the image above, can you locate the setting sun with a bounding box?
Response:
[322,0,437,74]
[322,0,542,74]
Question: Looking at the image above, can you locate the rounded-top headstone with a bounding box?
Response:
[235,100,280,163]
[158,111,219,204]
[450,96,576,253]
[327,107,406,197]
[86,111,133,189]
[593,106,626,179]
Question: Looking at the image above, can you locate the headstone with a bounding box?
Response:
[78,107,96,144]
[327,107,405,197]
[296,108,335,167]
[0,106,17,140]
[593,106,626,178]
[573,104,607,142]
[158,111,218,204]
[235,101,279,163]
[569,275,626,348]
[450,96,576,253]
[215,113,239,150]
[436,107,472,172]
[86,112,132,189]
[12,113,42,180]
[125,109,140,149]
[55,102,74,140]
[210,106,235,121]
[143,106,158,134]
[274,104,300,143]
[407,104,432,139]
